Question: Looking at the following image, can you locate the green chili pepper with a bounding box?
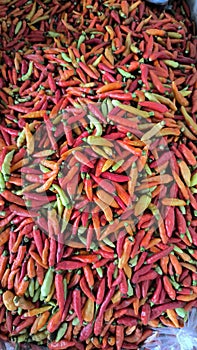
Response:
[175,308,188,319]
[40,267,54,299]
[101,99,108,117]
[79,235,97,250]
[144,164,152,175]
[127,279,134,296]
[77,33,86,49]
[61,52,72,62]
[21,61,33,81]
[130,44,140,54]
[117,67,134,78]
[52,184,69,207]
[163,60,179,68]
[34,278,40,290]
[87,114,102,136]
[63,278,67,300]
[0,172,5,191]
[25,289,29,298]
[15,333,28,343]
[113,266,118,279]
[170,276,180,290]
[190,173,197,187]
[154,266,163,275]
[129,255,138,267]
[39,164,51,173]
[17,307,23,315]
[106,98,113,113]
[77,226,87,235]
[32,331,47,342]
[57,195,64,217]
[103,237,115,248]
[55,322,68,342]
[186,228,193,243]
[111,159,124,172]
[72,317,80,326]
[1,149,15,181]
[28,278,35,298]
[17,130,26,148]
[173,245,184,254]
[15,20,22,35]
[96,267,103,278]
[48,31,61,38]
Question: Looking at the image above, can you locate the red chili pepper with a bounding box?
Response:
[55,273,65,314]
[146,246,174,264]
[79,275,95,302]
[1,190,25,206]
[72,288,83,325]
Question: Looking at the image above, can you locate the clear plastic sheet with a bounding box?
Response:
[142,308,197,350]
[0,342,47,350]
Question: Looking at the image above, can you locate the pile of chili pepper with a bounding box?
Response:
[0,0,197,349]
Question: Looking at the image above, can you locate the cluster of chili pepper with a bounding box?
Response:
[0,0,197,349]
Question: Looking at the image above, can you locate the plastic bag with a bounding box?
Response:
[142,308,197,350]
[0,343,46,350]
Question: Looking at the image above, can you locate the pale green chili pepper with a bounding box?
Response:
[0,172,5,191]
[17,121,37,148]
[28,278,35,298]
[96,267,103,278]
[117,67,134,78]
[1,149,15,181]
[77,33,86,49]
[40,267,54,299]
[190,173,197,187]
[101,99,108,117]
[48,31,61,38]
[35,278,40,290]
[15,334,28,343]
[79,235,97,250]
[87,114,102,136]
[179,206,186,215]
[154,266,163,275]
[52,184,69,207]
[15,20,22,35]
[78,226,87,235]
[55,322,68,342]
[72,317,80,326]
[61,52,72,62]
[129,255,139,267]
[92,54,103,67]
[39,164,51,173]
[17,307,22,316]
[163,59,179,68]
[32,331,47,342]
[25,289,29,298]
[144,163,153,175]
[111,159,124,172]
[113,266,118,279]
[21,61,33,81]
[17,130,26,148]
[57,195,64,217]
[186,228,193,244]
[170,277,180,290]
[103,237,115,248]
[127,279,134,296]
[63,278,67,300]
[106,98,113,113]
[175,308,188,319]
